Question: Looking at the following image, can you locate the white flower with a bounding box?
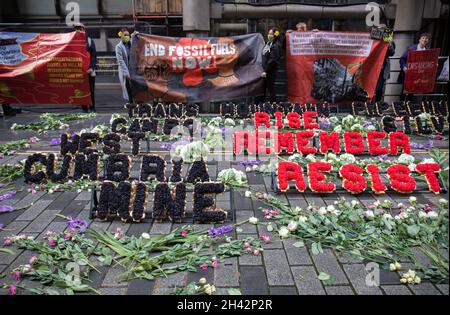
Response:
[141,233,151,239]
[198,278,207,284]
[318,207,327,215]
[408,196,417,203]
[374,200,382,207]
[252,165,258,171]
[408,164,417,172]
[11,123,18,130]
[420,158,436,165]
[397,203,405,208]
[326,205,336,212]
[305,154,316,162]
[414,276,421,284]
[245,167,251,172]
[398,154,415,165]
[48,189,54,194]
[287,221,298,232]
[248,217,259,225]
[382,213,393,220]
[367,125,376,131]
[340,154,356,164]
[245,191,252,198]
[383,200,392,207]
[278,227,290,238]
[327,153,337,161]
[364,210,375,220]
[351,124,363,132]
[418,211,427,219]
[333,125,343,134]
[439,199,448,206]
[298,216,308,223]
[224,118,235,126]
[204,284,216,295]
[351,200,359,207]
[77,189,82,193]
[427,211,438,219]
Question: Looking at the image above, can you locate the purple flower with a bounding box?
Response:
[66,216,88,234]
[0,191,17,201]
[160,143,172,150]
[319,120,332,129]
[208,225,233,236]
[49,138,61,146]
[0,205,15,213]
[363,122,373,128]
[378,155,389,161]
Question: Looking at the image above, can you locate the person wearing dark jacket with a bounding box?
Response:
[397,33,431,101]
[261,27,282,103]
[74,23,97,112]
[375,40,396,103]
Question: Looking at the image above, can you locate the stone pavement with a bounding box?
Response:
[0,110,448,295]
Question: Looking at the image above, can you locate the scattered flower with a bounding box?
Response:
[198,278,207,284]
[13,271,21,282]
[8,284,16,296]
[248,217,259,225]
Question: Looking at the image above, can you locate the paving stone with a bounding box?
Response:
[325,286,355,295]
[0,221,29,239]
[237,234,262,265]
[13,191,45,209]
[382,285,413,295]
[100,287,127,295]
[149,223,172,235]
[263,250,294,286]
[46,192,77,211]
[127,279,155,295]
[269,286,298,295]
[187,267,214,284]
[233,191,253,210]
[22,210,60,233]
[436,284,449,295]
[283,238,313,265]
[334,251,364,264]
[75,191,92,201]
[310,249,348,285]
[152,287,173,295]
[15,200,52,221]
[235,211,257,234]
[214,257,240,287]
[343,264,383,295]
[379,267,401,285]
[102,266,128,287]
[239,266,269,295]
[155,271,187,288]
[57,199,90,221]
[127,222,152,237]
[408,282,442,295]
[291,266,326,295]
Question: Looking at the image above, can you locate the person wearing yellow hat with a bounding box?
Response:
[115,28,133,103]
[260,27,282,103]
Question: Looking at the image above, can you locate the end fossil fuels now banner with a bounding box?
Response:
[286,31,388,104]
[0,31,91,106]
[130,33,265,103]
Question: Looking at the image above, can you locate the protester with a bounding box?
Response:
[260,27,282,103]
[375,30,396,103]
[398,32,432,101]
[115,28,133,103]
[74,22,97,112]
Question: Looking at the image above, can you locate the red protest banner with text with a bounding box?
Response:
[286,31,388,104]
[0,31,91,105]
[403,48,440,94]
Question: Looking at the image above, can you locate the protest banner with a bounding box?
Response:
[130,33,265,103]
[0,31,91,105]
[286,31,388,104]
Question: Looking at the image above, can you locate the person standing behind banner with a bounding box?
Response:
[74,23,97,112]
[115,28,133,103]
[260,27,282,103]
[397,33,431,101]
[375,36,396,103]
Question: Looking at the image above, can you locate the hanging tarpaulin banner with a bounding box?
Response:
[130,33,265,103]
[0,31,91,106]
[286,31,388,104]
[404,48,440,94]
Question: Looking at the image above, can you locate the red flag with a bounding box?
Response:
[404,48,440,94]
